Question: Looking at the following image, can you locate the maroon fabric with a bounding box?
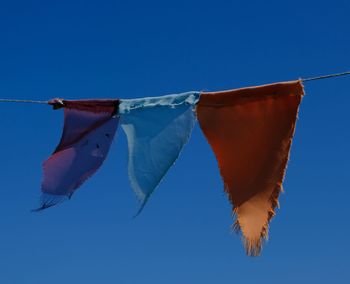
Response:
[36,99,119,211]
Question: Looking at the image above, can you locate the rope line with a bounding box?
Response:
[0,71,350,105]
[302,71,350,82]
[0,99,49,104]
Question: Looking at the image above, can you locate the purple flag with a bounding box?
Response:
[35,99,119,211]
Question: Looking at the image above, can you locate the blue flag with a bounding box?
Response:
[119,92,200,214]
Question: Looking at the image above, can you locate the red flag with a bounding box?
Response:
[197,81,304,255]
[35,99,119,211]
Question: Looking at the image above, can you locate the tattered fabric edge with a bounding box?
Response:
[119,92,200,113]
[231,129,295,256]
[32,193,70,212]
[34,147,111,212]
[197,81,305,256]
[34,116,120,212]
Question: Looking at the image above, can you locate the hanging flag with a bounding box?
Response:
[119,92,200,214]
[197,81,304,256]
[35,99,120,211]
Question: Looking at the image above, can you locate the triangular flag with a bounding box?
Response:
[197,81,304,255]
[119,92,200,214]
[36,99,119,210]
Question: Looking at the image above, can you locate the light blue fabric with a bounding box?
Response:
[119,92,200,214]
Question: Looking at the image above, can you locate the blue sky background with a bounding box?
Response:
[0,0,349,283]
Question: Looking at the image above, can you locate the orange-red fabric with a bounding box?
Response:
[197,81,304,256]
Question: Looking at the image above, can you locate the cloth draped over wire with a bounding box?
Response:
[197,80,304,255]
[31,81,303,256]
[119,92,200,214]
[36,99,119,211]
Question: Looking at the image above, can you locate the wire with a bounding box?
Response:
[0,99,49,104]
[302,71,350,82]
[0,71,349,105]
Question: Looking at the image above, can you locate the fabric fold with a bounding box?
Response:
[119,92,200,214]
[36,99,119,211]
[197,81,304,256]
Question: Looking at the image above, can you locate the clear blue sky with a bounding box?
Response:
[0,0,349,283]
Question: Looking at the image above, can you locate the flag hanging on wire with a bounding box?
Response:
[35,99,119,211]
[11,80,307,256]
[119,92,200,214]
[197,81,304,255]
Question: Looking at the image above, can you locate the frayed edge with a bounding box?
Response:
[32,193,70,212]
[230,184,281,257]
[229,123,297,256]
[197,82,303,257]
